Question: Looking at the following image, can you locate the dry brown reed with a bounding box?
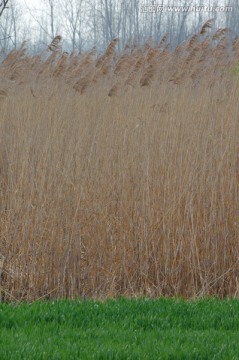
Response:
[200,18,215,35]
[0,24,238,301]
[48,35,62,52]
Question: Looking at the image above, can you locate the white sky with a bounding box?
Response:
[19,0,46,12]
[21,0,42,7]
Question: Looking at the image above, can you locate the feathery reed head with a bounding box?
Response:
[48,35,62,52]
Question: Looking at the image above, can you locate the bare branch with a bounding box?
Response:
[0,0,9,17]
[0,35,11,41]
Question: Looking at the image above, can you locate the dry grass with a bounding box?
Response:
[0,25,238,301]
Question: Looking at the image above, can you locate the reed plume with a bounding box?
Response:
[48,35,62,52]
[200,19,214,35]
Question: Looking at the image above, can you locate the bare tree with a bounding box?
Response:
[0,1,12,51]
[60,0,85,52]
[0,0,9,17]
[45,0,55,39]
[10,0,23,48]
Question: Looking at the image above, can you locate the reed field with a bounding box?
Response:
[0,21,238,301]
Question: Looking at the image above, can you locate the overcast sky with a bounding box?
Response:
[22,0,41,6]
[21,0,42,10]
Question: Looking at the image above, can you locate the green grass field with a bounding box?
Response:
[1,298,239,359]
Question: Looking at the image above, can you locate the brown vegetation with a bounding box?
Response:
[0,23,238,301]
